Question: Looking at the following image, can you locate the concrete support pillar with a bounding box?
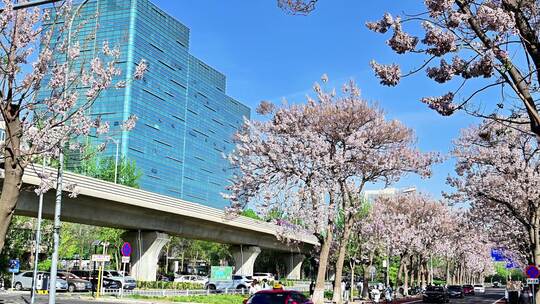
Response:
[231,245,261,276]
[123,230,169,281]
[284,253,305,280]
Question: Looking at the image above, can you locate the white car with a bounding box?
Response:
[13,271,68,291]
[252,273,274,283]
[474,284,485,293]
[102,270,136,290]
[174,274,208,285]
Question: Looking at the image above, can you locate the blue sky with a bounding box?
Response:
[153,0,483,198]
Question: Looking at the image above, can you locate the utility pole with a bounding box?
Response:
[30,159,46,304]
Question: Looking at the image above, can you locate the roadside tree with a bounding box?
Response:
[0,1,145,251]
[449,119,540,274]
[226,77,435,303]
[278,0,540,139]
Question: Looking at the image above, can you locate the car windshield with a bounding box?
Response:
[448,285,461,290]
[249,293,289,304]
[426,286,444,292]
[464,285,473,288]
[109,271,121,276]
[474,285,483,287]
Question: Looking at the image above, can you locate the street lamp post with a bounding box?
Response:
[30,158,46,304]
[48,1,90,303]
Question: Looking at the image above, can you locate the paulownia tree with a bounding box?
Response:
[0,1,145,251]
[449,119,540,283]
[448,119,540,299]
[226,76,435,304]
[278,0,540,139]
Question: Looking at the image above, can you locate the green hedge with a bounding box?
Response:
[136,281,204,290]
[130,294,246,304]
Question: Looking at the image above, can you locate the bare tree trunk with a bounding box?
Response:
[362,264,370,299]
[397,255,404,294]
[350,261,355,302]
[403,261,409,296]
[445,257,450,285]
[312,225,333,304]
[0,115,23,253]
[332,219,352,304]
[530,212,540,304]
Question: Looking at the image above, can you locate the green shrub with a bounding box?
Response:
[38,259,51,271]
[136,281,204,290]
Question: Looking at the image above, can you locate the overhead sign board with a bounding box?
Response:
[210,266,233,281]
[525,265,539,279]
[91,254,111,262]
[491,248,506,262]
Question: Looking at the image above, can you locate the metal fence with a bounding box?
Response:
[102,285,310,298]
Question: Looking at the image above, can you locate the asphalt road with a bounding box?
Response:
[421,288,505,304]
[0,288,507,304]
[0,292,134,304]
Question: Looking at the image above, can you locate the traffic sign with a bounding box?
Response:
[8,259,19,273]
[121,256,130,264]
[91,254,111,262]
[528,278,539,285]
[210,266,233,281]
[121,242,132,257]
[525,265,540,278]
[491,248,506,262]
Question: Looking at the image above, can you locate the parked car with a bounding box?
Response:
[463,284,475,296]
[422,285,449,303]
[474,284,486,293]
[447,285,464,298]
[57,271,92,292]
[174,274,208,285]
[13,271,68,291]
[493,281,501,288]
[252,273,274,283]
[102,270,137,290]
[205,275,253,291]
[69,270,122,290]
[244,289,313,304]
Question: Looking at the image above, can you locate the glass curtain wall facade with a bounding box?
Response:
[63,0,250,208]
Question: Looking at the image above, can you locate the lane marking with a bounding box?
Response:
[491,296,505,304]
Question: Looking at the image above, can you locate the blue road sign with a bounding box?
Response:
[8,259,19,273]
[121,242,132,257]
[491,248,506,262]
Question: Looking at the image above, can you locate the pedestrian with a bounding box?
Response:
[371,287,381,303]
[249,279,259,294]
[385,283,393,304]
[344,280,351,302]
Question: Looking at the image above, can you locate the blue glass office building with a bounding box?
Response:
[66,0,250,208]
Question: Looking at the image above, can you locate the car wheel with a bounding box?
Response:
[236,285,247,290]
[206,284,216,290]
[14,282,22,291]
[68,284,76,293]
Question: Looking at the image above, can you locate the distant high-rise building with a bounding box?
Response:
[51,0,250,208]
[363,187,416,203]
